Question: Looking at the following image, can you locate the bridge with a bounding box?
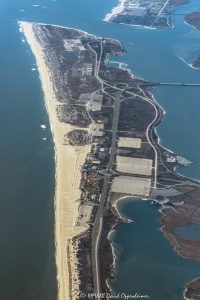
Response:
[141,81,200,86]
[171,13,188,16]
[142,81,200,87]
[157,82,200,87]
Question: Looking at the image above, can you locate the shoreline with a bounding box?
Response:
[176,54,199,70]
[19,19,200,300]
[104,0,126,22]
[184,20,199,31]
[105,67,200,298]
[183,277,200,300]
[103,0,174,30]
[108,196,200,300]
[184,12,200,70]
[104,18,159,30]
[20,21,91,300]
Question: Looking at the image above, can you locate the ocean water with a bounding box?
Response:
[0,0,200,299]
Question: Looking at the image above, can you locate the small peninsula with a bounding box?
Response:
[20,22,200,300]
[184,278,200,300]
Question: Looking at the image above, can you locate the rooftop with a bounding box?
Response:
[116,156,153,176]
[112,175,151,197]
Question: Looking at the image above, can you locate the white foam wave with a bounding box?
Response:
[40,124,46,129]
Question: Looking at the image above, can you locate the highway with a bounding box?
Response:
[92,176,109,295]
[91,90,122,297]
[101,79,159,187]
[108,91,122,171]
[87,35,200,298]
[88,41,124,298]
[88,41,159,297]
[92,89,121,296]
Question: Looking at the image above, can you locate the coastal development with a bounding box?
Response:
[105,0,189,28]
[21,20,200,300]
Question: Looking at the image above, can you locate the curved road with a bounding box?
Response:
[88,41,159,297]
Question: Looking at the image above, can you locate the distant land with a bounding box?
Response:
[185,11,200,31]
[185,12,200,69]
[104,0,189,29]
[21,21,200,300]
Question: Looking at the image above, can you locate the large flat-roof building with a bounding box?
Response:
[116,156,153,176]
[112,176,151,197]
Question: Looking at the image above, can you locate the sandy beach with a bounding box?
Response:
[20,21,91,300]
[104,0,126,22]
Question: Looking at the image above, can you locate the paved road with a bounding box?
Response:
[92,91,122,297]
[108,91,122,171]
[89,40,158,296]
[89,41,122,296]
[88,38,200,297]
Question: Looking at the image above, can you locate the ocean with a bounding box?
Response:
[0,0,200,299]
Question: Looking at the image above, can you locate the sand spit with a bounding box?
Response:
[104,0,126,22]
[20,21,91,300]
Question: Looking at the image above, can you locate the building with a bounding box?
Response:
[166,154,176,163]
[116,156,153,176]
[151,195,172,206]
[112,175,151,197]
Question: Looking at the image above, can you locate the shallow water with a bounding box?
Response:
[174,224,200,241]
[108,200,200,300]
